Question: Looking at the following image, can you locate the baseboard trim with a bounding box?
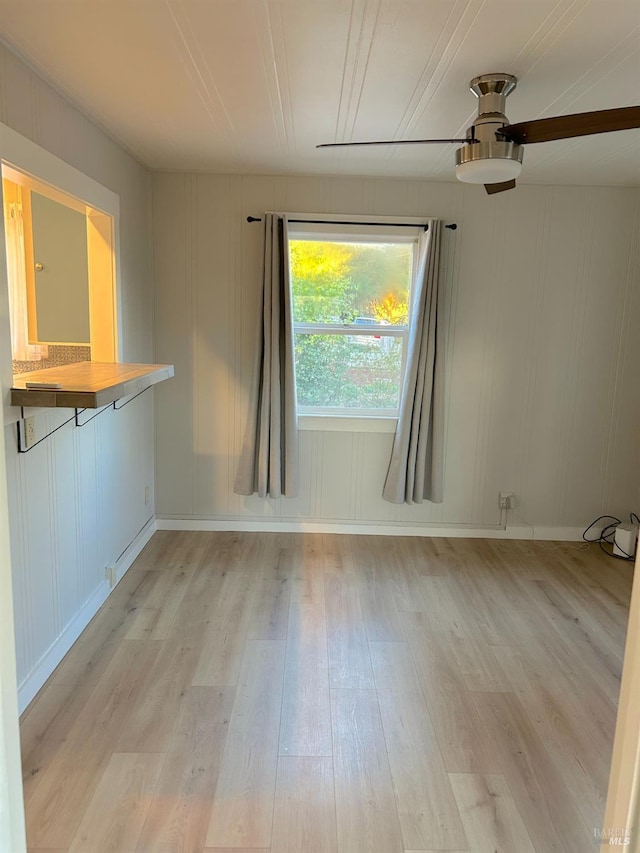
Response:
[18,516,157,715]
[156,516,586,542]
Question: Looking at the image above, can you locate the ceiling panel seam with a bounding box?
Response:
[164,0,240,154]
[517,0,598,76]
[335,0,382,144]
[535,29,640,118]
[393,0,475,141]
[398,0,487,138]
[261,0,294,158]
[511,0,588,69]
[395,0,487,174]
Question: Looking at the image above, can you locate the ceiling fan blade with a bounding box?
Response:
[317,138,470,148]
[500,106,640,145]
[484,179,516,195]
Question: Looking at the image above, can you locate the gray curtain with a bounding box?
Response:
[383,219,445,504]
[234,213,299,498]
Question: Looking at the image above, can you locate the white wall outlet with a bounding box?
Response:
[24,417,36,449]
[104,565,117,588]
[499,491,515,510]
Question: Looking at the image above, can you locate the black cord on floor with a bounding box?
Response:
[582,514,638,561]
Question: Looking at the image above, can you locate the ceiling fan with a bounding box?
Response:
[317,73,640,194]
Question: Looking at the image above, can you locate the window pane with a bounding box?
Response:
[290,240,412,325]
[294,333,403,410]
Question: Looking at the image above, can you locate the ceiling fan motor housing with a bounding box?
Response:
[456,73,524,183]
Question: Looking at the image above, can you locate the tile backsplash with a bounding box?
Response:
[13,345,91,374]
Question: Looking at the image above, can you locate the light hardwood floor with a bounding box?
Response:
[20,531,632,852]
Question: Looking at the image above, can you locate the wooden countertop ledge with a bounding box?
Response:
[11,362,174,409]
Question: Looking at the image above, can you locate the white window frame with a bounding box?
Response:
[288,216,424,430]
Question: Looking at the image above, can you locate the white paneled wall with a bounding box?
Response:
[153,174,640,534]
[0,42,154,710]
[6,396,154,707]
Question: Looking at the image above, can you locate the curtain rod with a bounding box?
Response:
[246,216,457,231]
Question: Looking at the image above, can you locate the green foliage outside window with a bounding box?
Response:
[290,239,412,410]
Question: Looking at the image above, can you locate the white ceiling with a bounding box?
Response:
[0,0,639,185]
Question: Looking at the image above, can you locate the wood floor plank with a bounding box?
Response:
[191,571,257,686]
[68,752,164,853]
[383,537,432,611]
[556,544,633,605]
[130,529,183,571]
[444,571,506,648]
[401,611,500,774]
[331,688,404,853]
[321,532,354,574]
[325,572,375,690]
[529,576,625,663]
[289,533,326,606]
[551,550,630,628]
[420,576,511,692]
[444,565,514,647]
[448,773,536,853]
[455,557,552,648]
[271,756,337,853]
[20,682,94,802]
[50,569,160,687]
[22,848,67,852]
[472,691,593,853]
[257,533,296,581]
[369,642,468,851]
[248,576,291,640]
[25,639,161,848]
[525,623,619,743]
[280,602,332,757]
[136,686,235,852]
[489,566,624,704]
[125,533,207,640]
[417,536,470,573]
[205,640,286,848]
[212,530,258,570]
[492,642,611,826]
[118,561,229,752]
[355,537,407,642]
[387,535,447,579]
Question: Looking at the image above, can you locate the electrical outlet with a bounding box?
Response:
[499,491,514,510]
[24,416,36,449]
[104,565,117,588]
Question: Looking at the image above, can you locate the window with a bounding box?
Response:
[289,220,422,422]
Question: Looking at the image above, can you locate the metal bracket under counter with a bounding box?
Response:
[16,386,157,453]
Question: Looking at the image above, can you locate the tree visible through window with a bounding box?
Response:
[289,226,418,416]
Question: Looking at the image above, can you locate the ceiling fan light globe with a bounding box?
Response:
[455,158,522,184]
[455,140,524,184]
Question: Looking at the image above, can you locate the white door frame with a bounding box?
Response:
[0,172,26,850]
[600,546,640,851]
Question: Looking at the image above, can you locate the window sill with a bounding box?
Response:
[298,414,397,433]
